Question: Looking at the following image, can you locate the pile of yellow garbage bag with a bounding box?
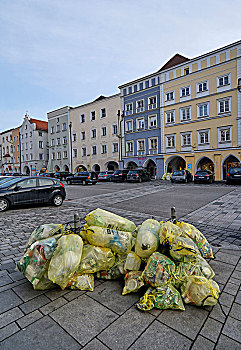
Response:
[17,208,220,312]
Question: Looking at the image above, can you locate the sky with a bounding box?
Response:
[0,0,241,132]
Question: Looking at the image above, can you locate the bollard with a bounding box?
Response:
[74,213,80,234]
[171,206,176,223]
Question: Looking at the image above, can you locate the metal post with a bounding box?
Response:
[74,213,80,234]
[171,206,176,223]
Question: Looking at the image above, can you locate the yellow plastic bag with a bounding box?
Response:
[135,219,160,259]
[122,271,144,295]
[96,254,127,280]
[25,224,64,250]
[67,273,94,291]
[181,276,220,306]
[77,244,115,274]
[85,226,133,254]
[136,285,185,311]
[33,269,56,290]
[48,234,83,290]
[169,236,200,263]
[159,221,185,244]
[85,208,136,232]
[176,221,213,258]
[124,252,141,271]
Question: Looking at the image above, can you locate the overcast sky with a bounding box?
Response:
[0,0,240,132]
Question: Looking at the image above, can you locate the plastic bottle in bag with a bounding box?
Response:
[124,252,141,271]
[25,224,64,250]
[135,219,160,259]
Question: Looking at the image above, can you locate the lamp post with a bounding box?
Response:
[69,122,73,173]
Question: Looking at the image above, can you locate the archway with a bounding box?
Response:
[92,164,100,172]
[64,165,69,172]
[125,161,138,170]
[166,156,186,173]
[23,166,30,175]
[222,154,241,179]
[143,159,157,177]
[105,161,119,171]
[75,164,87,172]
[55,165,60,172]
[196,156,214,172]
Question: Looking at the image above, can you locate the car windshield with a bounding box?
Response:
[114,171,123,174]
[128,171,137,174]
[99,172,106,175]
[0,178,21,188]
[229,167,241,175]
[173,170,184,176]
[196,171,209,175]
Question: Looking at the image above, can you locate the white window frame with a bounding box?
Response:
[181,132,192,146]
[137,139,145,154]
[81,131,86,140]
[91,129,97,138]
[57,151,61,160]
[62,123,67,131]
[92,145,97,155]
[101,144,107,154]
[112,124,118,135]
[112,143,118,153]
[73,149,77,158]
[57,138,61,145]
[217,74,230,87]
[197,81,208,93]
[91,111,96,121]
[102,126,107,137]
[82,147,87,157]
[126,103,133,112]
[63,151,68,158]
[165,91,174,101]
[180,107,191,121]
[218,98,231,114]
[198,129,210,145]
[80,114,85,123]
[148,115,157,128]
[218,126,232,143]
[180,86,190,98]
[149,137,158,152]
[137,117,145,130]
[39,141,43,149]
[51,126,54,134]
[197,102,209,118]
[63,136,67,145]
[100,108,106,118]
[72,133,77,142]
[166,135,176,148]
[136,99,144,109]
[165,110,175,124]
[126,141,133,153]
[126,120,133,132]
[148,96,157,106]
[56,125,60,133]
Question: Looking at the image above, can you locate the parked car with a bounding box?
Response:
[194,170,215,184]
[98,171,114,181]
[41,172,55,177]
[0,176,17,184]
[66,172,98,185]
[226,166,241,185]
[0,176,66,212]
[127,169,151,183]
[171,170,193,183]
[53,171,73,181]
[112,170,129,182]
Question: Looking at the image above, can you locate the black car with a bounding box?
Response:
[112,170,129,182]
[98,171,114,181]
[226,167,241,185]
[171,170,193,183]
[194,170,215,184]
[127,169,150,183]
[53,171,73,181]
[66,172,98,185]
[0,177,66,212]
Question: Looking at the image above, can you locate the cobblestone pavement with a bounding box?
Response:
[0,183,240,349]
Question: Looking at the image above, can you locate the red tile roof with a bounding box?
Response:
[158,54,189,72]
[30,118,48,131]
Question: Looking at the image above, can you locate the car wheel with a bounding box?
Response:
[171,180,174,183]
[92,182,97,185]
[52,194,63,207]
[67,180,71,185]
[0,198,9,212]
[83,180,87,185]
[139,178,142,183]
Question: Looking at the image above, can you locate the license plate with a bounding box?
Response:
[199,176,204,179]
[234,175,241,177]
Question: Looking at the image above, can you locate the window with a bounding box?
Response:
[57,138,61,145]
[199,131,209,144]
[30,132,32,137]
[113,143,118,153]
[62,123,67,131]
[51,152,55,160]
[39,153,43,160]
[126,120,133,132]
[180,107,191,121]
[25,125,27,130]
[220,128,231,142]
[92,146,97,155]
[92,129,96,138]
[63,136,67,144]
[13,146,15,153]
[81,114,85,123]
[26,154,28,160]
[102,127,107,136]
[101,145,107,154]
[51,126,54,134]
[57,152,61,159]
[17,145,19,151]
[13,136,15,142]
[198,103,209,117]
[145,81,149,88]
[39,141,43,149]
[57,118,59,122]
[25,133,28,138]
[25,142,28,150]
[30,141,33,149]
[51,139,55,146]
[182,133,191,146]
[81,131,86,140]
[219,98,230,114]
[123,88,127,96]
[112,125,118,134]
[218,75,229,87]
[180,86,190,97]
[166,135,175,148]
[22,155,24,161]
[30,153,33,160]
[136,100,144,109]
[73,133,77,142]
[63,151,68,158]
[139,82,143,90]
[101,108,106,118]
[137,139,145,153]
[17,179,37,189]
[126,103,133,112]
[137,118,145,129]
[151,78,156,86]
[73,149,77,158]
[126,141,133,152]
[165,111,175,124]
[82,147,86,157]
[165,91,174,101]
[38,132,42,136]
[197,81,208,92]
[91,111,96,120]
[149,96,157,105]
[134,84,137,92]
[128,87,132,94]
[149,138,157,150]
[39,178,55,187]
[149,115,157,128]
[184,67,189,75]
[56,125,60,133]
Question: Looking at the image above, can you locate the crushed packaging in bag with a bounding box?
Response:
[48,234,83,290]
[124,252,141,271]
[169,236,200,262]
[159,221,186,244]
[25,224,64,250]
[96,254,127,280]
[135,219,160,259]
[67,273,94,291]
[122,271,144,295]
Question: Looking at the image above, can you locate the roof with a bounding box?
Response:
[158,54,189,72]
[30,118,48,131]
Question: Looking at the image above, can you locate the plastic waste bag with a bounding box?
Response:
[142,252,176,287]
[122,271,144,295]
[85,208,136,232]
[33,270,56,290]
[176,221,213,258]
[67,273,94,291]
[77,244,115,274]
[85,226,133,254]
[124,252,141,271]
[136,285,185,311]
[169,236,200,263]
[181,275,220,306]
[135,219,160,259]
[48,234,83,290]
[25,224,64,250]
[159,221,186,243]
[96,254,127,280]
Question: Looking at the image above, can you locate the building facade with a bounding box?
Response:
[20,114,48,175]
[47,106,71,173]
[69,94,121,172]
[119,40,241,180]
[0,128,14,173]
[12,127,21,173]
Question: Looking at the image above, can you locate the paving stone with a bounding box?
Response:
[223,282,240,296]
[232,270,241,280]
[222,316,241,343]
[191,335,215,350]
[129,320,192,350]
[51,294,118,346]
[9,271,25,281]
[17,310,43,328]
[19,294,50,314]
[82,338,109,350]
[210,303,229,323]
[235,291,241,304]
[0,322,20,342]
[98,306,154,349]
[13,281,45,302]
[157,304,208,340]
[200,317,223,342]
[0,261,16,273]
[219,292,235,308]
[0,273,13,287]
[44,288,70,301]
[87,280,140,315]
[40,297,68,315]
[0,316,80,349]
[229,302,241,320]
[214,251,240,265]
[0,307,24,328]
[216,334,241,349]
[0,289,23,313]
[209,260,234,284]
[64,290,86,301]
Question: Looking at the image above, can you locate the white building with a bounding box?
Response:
[0,128,14,173]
